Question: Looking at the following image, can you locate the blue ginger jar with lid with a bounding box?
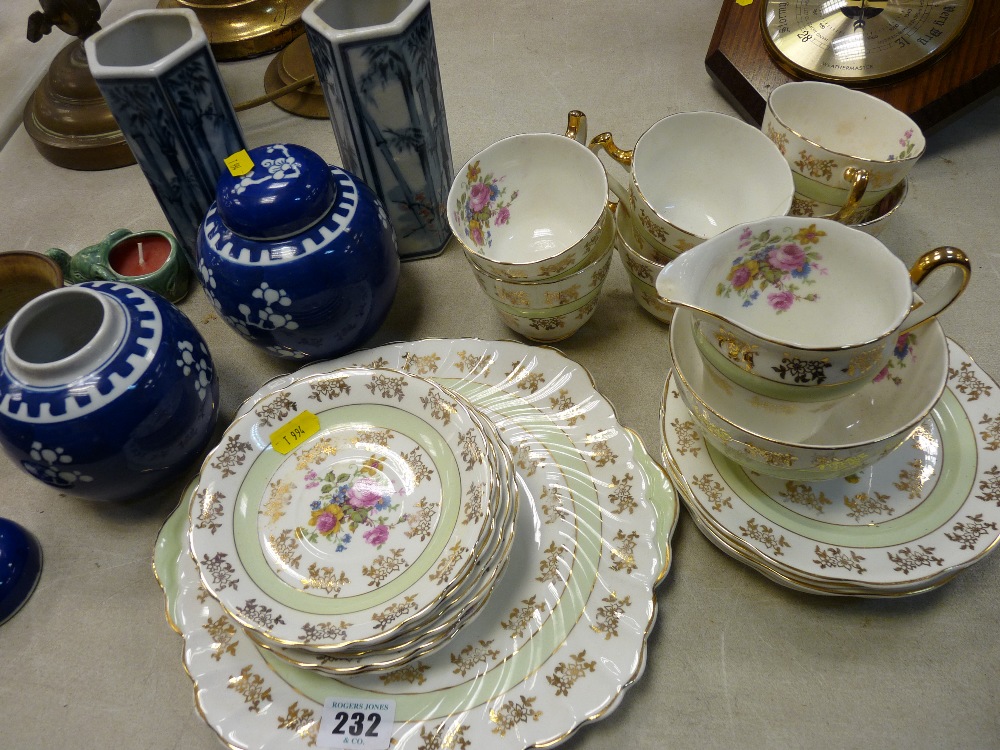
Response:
[195,143,400,360]
[0,282,219,502]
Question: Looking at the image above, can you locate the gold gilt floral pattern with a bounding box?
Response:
[489,696,542,736]
[159,339,676,750]
[765,122,788,154]
[379,662,430,686]
[195,487,225,535]
[276,702,318,745]
[813,546,867,574]
[610,529,640,573]
[586,435,618,467]
[204,614,239,661]
[402,351,442,376]
[416,723,472,750]
[500,595,547,639]
[210,434,253,478]
[256,392,297,426]
[591,592,631,640]
[546,650,596,696]
[662,339,1000,592]
[779,481,832,513]
[450,639,501,677]
[950,360,992,400]
[977,466,1000,506]
[229,665,272,712]
[794,150,835,180]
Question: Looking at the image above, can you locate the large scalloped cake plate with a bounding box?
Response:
[154,338,678,749]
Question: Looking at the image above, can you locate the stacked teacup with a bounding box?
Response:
[448,113,616,343]
[656,216,970,483]
[595,112,795,323]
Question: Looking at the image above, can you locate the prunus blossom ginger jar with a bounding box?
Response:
[0,282,219,502]
[196,143,400,360]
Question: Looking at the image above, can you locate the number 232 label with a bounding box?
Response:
[318,699,395,749]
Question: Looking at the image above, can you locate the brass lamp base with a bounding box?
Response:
[22,39,135,171]
[263,34,328,119]
[157,0,312,61]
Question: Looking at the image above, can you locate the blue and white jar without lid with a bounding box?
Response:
[0,282,220,503]
[196,142,400,360]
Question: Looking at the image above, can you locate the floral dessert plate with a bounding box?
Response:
[245,432,519,675]
[189,366,502,651]
[661,339,1000,590]
[156,338,677,750]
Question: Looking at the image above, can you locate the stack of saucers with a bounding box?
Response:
[658,217,1000,596]
[188,365,516,674]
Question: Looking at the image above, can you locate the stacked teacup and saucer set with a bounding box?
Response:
[651,83,1000,596]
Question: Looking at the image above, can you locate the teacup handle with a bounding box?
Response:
[588,131,633,206]
[826,167,870,224]
[564,110,588,144]
[901,246,971,331]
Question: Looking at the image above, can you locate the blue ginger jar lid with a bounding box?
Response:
[215,143,337,240]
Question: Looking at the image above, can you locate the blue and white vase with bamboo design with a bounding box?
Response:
[303,0,453,260]
[86,8,247,264]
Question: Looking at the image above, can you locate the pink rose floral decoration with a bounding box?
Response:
[716,224,827,313]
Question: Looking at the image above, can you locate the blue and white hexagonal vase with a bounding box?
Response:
[0,282,220,502]
[303,0,453,260]
[86,8,247,263]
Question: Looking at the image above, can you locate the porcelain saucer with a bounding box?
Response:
[661,338,1000,593]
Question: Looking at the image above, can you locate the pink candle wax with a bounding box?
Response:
[109,234,172,277]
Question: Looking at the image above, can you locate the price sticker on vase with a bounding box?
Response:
[318,698,395,749]
[269,411,320,455]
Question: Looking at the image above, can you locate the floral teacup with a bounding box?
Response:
[448,111,609,281]
[763,81,925,220]
[655,217,970,397]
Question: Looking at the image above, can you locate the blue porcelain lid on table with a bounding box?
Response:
[215,144,337,241]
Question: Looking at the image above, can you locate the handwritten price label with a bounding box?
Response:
[224,149,254,176]
[269,411,320,455]
[318,699,395,749]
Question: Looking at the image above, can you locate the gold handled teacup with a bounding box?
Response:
[448,111,610,281]
[763,81,925,221]
[589,111,794,259]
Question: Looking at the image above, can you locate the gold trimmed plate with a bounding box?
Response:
[154,339,677,749]
[661,338,1000,593]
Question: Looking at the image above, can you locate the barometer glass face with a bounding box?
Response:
[761,1,973,83]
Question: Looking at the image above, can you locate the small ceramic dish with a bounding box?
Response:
[614,202,674,324]
[668,306,948,481]
[0,517,42,624]
[448,131,609,281]
[468,213,613,310]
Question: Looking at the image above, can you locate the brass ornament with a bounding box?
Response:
[156,0,311,61]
